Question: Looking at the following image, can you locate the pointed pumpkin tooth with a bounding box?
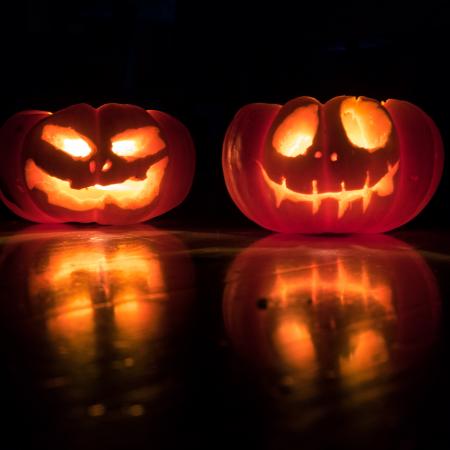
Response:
[274,177,287,207]
[312,198,321,214]
[274,195,283,208]
[337,199,349,218]
[362,189,372,213]
[311,179,320,214]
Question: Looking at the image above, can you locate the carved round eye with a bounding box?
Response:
[340,97,392,152]
[111,126,165,161]
[41,125,94,160]
[272,104,319,157]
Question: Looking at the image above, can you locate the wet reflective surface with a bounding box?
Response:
[0,225,449,449]
[223,234,443,449]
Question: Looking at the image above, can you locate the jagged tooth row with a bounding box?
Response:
[263,160,399,217]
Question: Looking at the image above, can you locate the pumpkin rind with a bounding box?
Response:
[0,104,195,225]
[222,96,443,233]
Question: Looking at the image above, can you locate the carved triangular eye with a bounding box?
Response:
[272,104,319,157]
[42,124,94,160]
[340,98,392,152]
[111,126,165,161]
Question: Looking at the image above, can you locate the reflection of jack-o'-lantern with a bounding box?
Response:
[0,103,195,224]
[223,235,440,391]
[223,96,443,233]
[0,226,195,415]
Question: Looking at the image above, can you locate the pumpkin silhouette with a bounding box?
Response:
[223,96,443,233]
[0,103,195,224]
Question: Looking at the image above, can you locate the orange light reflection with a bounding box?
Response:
[269,254,394,382]
[30,239,168,359]
[222,235,441,393]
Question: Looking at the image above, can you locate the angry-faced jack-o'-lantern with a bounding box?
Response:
[223,234,440,394]
[223,96,444,233]
[0,103,195,224]
[0,225,195,415]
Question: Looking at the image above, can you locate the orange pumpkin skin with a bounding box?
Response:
[0,104,195,224]
[223,96,444,233]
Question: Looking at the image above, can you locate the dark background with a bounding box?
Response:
[0,0,449,228]
[0,2,450,450]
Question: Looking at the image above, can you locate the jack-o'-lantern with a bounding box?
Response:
[0,226,195,414]
[223,96,444,233]
[0,103,195,224]
[223,234,440,394]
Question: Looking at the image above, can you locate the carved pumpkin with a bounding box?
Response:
[223,234,440,389]
[223,96,444,233]
[0,103,195,224]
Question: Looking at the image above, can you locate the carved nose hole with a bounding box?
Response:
[314,151,322,159]
[89,160,96,173]
[330,152,338,162]
[102,160,112,172]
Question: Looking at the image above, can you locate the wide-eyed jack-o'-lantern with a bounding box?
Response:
[223,96,443,233]
[0,103,195,224]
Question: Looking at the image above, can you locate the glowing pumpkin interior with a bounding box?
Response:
[262,97,398,218]
[272,104,319,157]
[340,97,392,151]
[223,94,445,234]
[25,124,169,212]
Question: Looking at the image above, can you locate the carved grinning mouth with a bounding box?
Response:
[25,157,169,211]
[258,160,399,218]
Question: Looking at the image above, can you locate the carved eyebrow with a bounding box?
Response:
[41,124,94,159]
[110,126,165,160]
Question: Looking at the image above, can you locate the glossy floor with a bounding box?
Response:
[0,224,449,450]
